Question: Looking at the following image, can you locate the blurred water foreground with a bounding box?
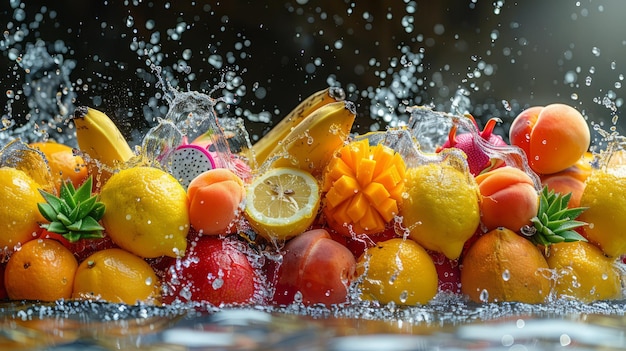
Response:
[2,1,626,350]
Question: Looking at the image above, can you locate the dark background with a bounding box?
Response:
[1,0,625,147]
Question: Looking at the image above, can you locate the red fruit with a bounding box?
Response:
[0,264,7,300]
[272,229,356,306]
[341,224,400,259]
[437,116,507,176]
[163,236,257,306]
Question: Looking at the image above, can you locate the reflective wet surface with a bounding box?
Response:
[2,297,626,350]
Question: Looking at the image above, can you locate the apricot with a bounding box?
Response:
[475,166,539,232]
[509,104,590,175]
[541,174,585,208]
[187,169,246,235]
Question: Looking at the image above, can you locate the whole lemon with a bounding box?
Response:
[401,162,481,260]
[578,168,626,257]
[546,241,622,302]
[0,167,45,249]
[99,167,189,258]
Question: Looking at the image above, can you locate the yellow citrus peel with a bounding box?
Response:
[322,139,406,236]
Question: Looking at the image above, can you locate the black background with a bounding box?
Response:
[1,0,625,146]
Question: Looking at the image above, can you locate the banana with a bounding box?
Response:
[266,100,356,178]
[73,106,135,169]
[251,87,345,167]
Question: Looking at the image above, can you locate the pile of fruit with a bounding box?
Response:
[0,87,625,308]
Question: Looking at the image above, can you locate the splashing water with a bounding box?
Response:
[3,2,626,348]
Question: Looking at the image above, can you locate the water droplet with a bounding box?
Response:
[399,290,408,303]
[591,46,601,56]
[212,277,224,290]
[125,214,132,220]
[479,289,489,302]
[502,269,510,281]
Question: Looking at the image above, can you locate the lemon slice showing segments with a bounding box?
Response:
[244,167,320,240]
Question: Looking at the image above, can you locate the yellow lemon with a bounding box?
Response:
[401,162,481,260]
[0,167,45,249]
[546,241,622,302]
[244,167,320,240]
[99,166,189,258]
[357,238,438,305]
[72,248,160,305]
[578,168,626,257]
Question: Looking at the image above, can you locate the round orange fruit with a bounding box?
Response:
[30,141,88,193]
[4,238,78,301]
[460,227,552,304]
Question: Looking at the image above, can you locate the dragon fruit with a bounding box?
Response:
[169,143,216,189]
[437,115,508,176]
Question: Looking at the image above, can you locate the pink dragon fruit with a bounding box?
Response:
[437,115,508,176]
[169,142,217,189]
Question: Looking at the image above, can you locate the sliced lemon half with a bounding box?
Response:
[244,167,320,240]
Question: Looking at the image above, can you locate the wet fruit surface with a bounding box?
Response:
[163,236,257,306]
[460,227,552,304]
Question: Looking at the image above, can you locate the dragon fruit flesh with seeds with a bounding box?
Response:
[437,116,508,176]
[169,143,217,189]
[168,137,253,188]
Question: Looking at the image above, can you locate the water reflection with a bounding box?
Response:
[2,299,626,350]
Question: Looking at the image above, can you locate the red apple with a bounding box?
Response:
[272,229,356,306]
[163,236,257,306]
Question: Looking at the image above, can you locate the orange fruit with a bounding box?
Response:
[30,141,88,193]
[4,238,77,301]
[460,227,552,304]
[546,241,622,302]
[356,238,438,305]
[72,248,160,305]
[0,167,45,249]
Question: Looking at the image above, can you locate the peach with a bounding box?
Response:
[187,169,246,235]
[541,174,586,209]
[509,104,590,175]
[475,166,539,232]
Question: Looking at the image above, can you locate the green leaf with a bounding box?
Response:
[67,202,81,223]
[79,216,105,232]
[559,230,588,242]
[546,234,565,243]
[64,231,82,243]
[39,189,65,212]
[76,196,98,220]
[59,181,76,208]
[46,221,69,234]
[89,202,106,221]
[553,220,587,233]
[38,203,58,222]
[56,213,73,227]
[73,176,93,203]
[66,219,82,232]
[554,207,588,221]
[63,179,76,196]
